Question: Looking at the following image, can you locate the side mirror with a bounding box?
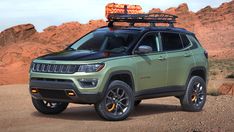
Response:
[136,45,153,54]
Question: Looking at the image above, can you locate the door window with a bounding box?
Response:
[138,33,160,52]
[161,32,183,51]
[187,35,201,47]
[180,34,191,48]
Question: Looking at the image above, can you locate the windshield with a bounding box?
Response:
[69,30,137,52]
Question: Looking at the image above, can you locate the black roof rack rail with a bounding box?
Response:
[107,13,178,27]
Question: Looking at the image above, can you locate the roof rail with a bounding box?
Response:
[107,13,178,27]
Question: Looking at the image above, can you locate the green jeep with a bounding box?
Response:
[29,13,208,121]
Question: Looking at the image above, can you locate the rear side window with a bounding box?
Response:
[161,33,183,51]
[180,34,190,48]
[187,35,201,47]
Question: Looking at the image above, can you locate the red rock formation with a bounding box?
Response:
[0,24,36,47]
[149,1,234,59]
[149,8,162,13]
[176,3,189,13]
[219,83,234,95]
[0,1,233,85]
[0,20,106,85]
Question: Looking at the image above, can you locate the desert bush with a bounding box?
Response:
[207,88,220,96]
[226,73,234,79]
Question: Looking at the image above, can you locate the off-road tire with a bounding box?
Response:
[32,98,68,114]
[95,80,134,121]
[180,76,206,112]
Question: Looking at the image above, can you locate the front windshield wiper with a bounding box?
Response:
[66,48,99,52]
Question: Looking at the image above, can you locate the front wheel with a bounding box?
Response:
[32,98,68,114]
[180,76,207,112]
[95,80,134,121]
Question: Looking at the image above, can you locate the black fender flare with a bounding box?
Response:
[185,66,207,90]
[100,70,135,99]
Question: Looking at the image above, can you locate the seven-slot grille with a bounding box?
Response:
[31,63,80,74]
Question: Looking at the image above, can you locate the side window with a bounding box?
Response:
[187,35,201,47]
[180,34,191,48]
[138,33,159,52]
[161,32,183,51]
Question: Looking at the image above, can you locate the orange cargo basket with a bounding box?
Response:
[105,3,143,20]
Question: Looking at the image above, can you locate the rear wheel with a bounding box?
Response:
[95,80,134,121]
[180,76,206,111]
[32,98,68,114]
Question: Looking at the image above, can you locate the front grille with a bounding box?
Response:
[39,89,71,100]
[31,63,79,74]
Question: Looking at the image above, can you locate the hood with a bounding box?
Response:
[37,50,124,61]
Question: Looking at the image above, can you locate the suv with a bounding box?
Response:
[29,13,208,121]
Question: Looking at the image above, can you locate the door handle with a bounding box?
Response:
[184,53,192,57]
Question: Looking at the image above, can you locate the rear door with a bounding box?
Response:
[160,32,194,89]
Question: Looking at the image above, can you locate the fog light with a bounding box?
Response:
[31,88,39,94]
[66,90,76,96]
[78,78,98,88]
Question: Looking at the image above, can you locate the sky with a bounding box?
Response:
[0,0,231,32]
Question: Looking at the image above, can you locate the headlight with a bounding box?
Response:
[78,63,105,72]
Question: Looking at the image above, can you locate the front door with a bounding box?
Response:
[132,32,167,92]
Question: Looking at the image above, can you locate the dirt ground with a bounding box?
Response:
[0,84,234,132]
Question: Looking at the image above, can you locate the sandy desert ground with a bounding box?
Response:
[0,1,233,132]
[0,84,233,132]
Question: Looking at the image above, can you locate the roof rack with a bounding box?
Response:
[107,13,178,27]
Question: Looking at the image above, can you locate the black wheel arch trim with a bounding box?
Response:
[188,66,207,81]
[185,66,207,89]
[101,70,135,99]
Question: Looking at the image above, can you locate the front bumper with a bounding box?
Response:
[29,76,103,104]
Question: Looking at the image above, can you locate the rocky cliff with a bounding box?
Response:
[0,1,233,85]
[150,1,234,58]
